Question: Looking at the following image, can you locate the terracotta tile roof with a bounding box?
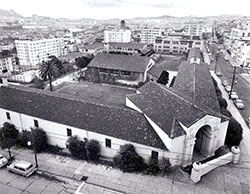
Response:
[173,61,221,114]
[0,85,166,150]
[88,53,150,73]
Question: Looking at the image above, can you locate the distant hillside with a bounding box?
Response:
[0,9,23,20]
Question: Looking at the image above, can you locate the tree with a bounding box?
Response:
[113,144,147,172]
[225,118,243,146]
[67,136,87,160]
[39,56,64,91]
[31,128,48,153]
[75,55,93,69]
[86,139,101,162]
[0,122,19,158]
[157,70,169,85]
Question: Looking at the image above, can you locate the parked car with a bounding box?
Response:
[222,80,228,86]
[0,154,8,168]
[234,101,245,109]
[247,118,250,127]
[230,92,239,100]
[216,72,222,77]
[225,86,232,92]
[224,56,229,61]
[7,160,37,177]
[234,99,244,109]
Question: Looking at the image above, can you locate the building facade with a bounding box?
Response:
[85,53,154,86]
[15,38,64,67]
[184,22,204,36]
[104,29,131,43]
[139,28,162,44]
[153,35,203,54]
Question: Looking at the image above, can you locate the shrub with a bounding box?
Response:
[17,130,32,148]
[113,144,147,172]
[221,107,232,117]
[32,128,48,153]
[86,139,101,162]
[67,136,87,160]
[218,98,228,109]
[145,157,161,175]
[159,157,172,174]
[225,118,243,146]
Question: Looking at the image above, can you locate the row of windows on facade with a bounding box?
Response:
[5,112,159,159]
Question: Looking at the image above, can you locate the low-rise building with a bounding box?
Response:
[85,53,154,86]
[0,49,229,167]
[105,42,147,55]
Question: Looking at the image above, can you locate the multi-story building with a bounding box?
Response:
[153,34,203,54]
[104,29,131,43]
[0,43,14,52]
[139,28,162,44]
[230,28,250,41]
[0,54,15,76]
[184,22,204,36]
[15,38,64,67]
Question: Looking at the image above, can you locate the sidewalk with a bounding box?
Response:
[212,71,250,166]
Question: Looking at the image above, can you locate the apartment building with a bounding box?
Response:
[104,29,131,43]
[15,38,64,67]
[0,54,15,76]
[153,35,203,54]
[139,28,162,44]
[184,22,204,36]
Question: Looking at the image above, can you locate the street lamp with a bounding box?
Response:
[27,129,38,168]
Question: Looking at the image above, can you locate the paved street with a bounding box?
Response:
[1,137,250,194]
[208,43,250,121]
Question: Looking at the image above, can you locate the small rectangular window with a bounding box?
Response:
[121,71,131,76]
[6,112,11,120]
[151,151,158,159]
[34,120,39,128]
[67,128,72,137]
[105,138,111,148]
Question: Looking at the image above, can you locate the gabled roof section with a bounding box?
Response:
[174,48,221,114]
[0,85,166,150]
[127,82,206,138]
[88,53,150,73]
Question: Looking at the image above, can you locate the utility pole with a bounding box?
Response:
[215,51,219,74]
[229,66,237,99]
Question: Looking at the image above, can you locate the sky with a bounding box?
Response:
[1,0,250,19]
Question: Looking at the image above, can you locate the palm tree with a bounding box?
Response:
[39,56,64,91]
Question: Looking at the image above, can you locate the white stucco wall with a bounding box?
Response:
[0,108,168,162]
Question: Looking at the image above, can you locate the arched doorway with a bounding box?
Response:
[193,125,212,162]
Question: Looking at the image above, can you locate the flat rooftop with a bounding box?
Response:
[55,82,136,108]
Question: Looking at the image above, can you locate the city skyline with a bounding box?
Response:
[1,0,250,20]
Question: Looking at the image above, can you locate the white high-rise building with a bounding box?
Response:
[139,28,162,44]
[104,29,131,43]
[15,38,64,67]
[184,22,204,36]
